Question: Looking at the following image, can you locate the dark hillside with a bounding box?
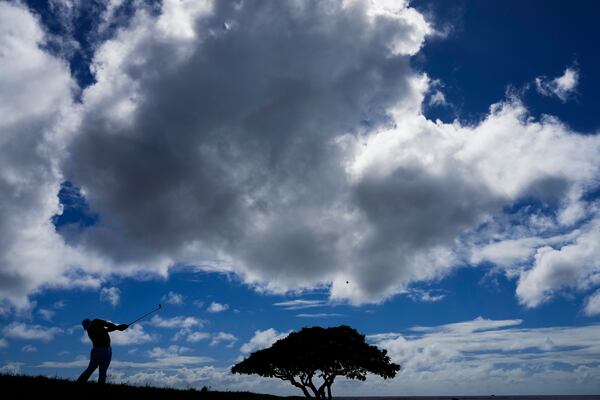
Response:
[1,374,301,400]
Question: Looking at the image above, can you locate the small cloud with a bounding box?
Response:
[207,302,229,313]
[408,288,447,303]
[185,331,210,343]
[366,332,401,342]
[21,344,37,352]
[240,328,290,354]
[2,323,62,342]
[410,316,523,334]
[147,345,190,358]
[53,301,66,309]
[273,299,326,310]
[210,332,237,347]
[66,324,81,336]
[0,338,8,348]
[428,90,447,106]
[38,308,56,321]
[111,324,156,346]
[150,315,205,329]
[295,313,344,318]
[100,286,121,307]
[426,79,449,107]
[583,290,600,316]
[193,300,204,308]
[535,65,579,102]
[162,291,184,305]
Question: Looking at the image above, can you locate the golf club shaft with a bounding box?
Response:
[128,304,161,326]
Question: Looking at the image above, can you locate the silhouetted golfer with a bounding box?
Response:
[77,318,128,384]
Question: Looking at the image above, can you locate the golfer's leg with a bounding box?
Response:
[77,349,100,383]
[98,348,112,384]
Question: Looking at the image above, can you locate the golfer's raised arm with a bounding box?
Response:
[99,319,118,332]
[97,319,127,332]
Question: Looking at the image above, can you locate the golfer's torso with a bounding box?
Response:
[87,321,111,347]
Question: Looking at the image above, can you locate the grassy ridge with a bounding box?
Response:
[1,374,301,399]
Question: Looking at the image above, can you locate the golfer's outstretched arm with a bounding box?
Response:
[101,320,119,332]
[96,319,128,332]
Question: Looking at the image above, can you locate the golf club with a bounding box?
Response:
[128,304,162,326]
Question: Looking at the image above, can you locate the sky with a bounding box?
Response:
[1,0,600,396]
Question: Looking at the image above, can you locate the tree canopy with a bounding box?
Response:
[231,325,400,399]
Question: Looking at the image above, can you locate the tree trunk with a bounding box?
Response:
[288,377,313,398]
[317,375,334,400]
[307,379,321,399]
[300,385,314,399]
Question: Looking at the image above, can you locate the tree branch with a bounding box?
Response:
[304,372,321,399]
[326,375,336,400]
[317,374,329,397]
[288,375,313,398]
[318,373,336,400]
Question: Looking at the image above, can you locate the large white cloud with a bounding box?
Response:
[58,0,434,299]
[340,99,600,304]
[1,0,600,311]
[0,2,159,311]
[0,2,97,308]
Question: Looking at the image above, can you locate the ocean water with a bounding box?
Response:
[336,397,600,400]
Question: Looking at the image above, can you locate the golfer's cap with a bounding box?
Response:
[82,319,92,329]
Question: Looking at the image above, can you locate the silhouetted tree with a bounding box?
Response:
[231,325,400,399]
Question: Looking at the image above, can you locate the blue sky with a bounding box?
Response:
[1,0,600,396]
